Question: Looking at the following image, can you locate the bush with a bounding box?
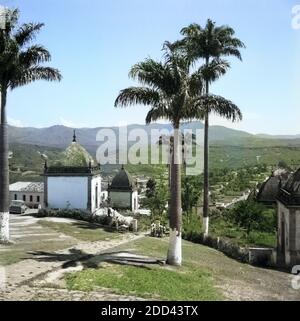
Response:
[36,208,113,226]
[228,200,276,235]
[182,211,202,235]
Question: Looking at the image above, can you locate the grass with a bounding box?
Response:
[66,264,219,301]
[38,220,120,242]
[210,221,276,248]
[182,210,276,248]
[0,239,77,266]
[65,237,223,301]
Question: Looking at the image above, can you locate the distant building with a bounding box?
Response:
[43,131,101,213]
[108,166,139,212]
[276,168,300,266]
[253,168,291,205]
[9,182,44,208]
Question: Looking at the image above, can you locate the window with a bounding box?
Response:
[37,196,40,203]
[23,195,26,202]
[30,195,33,202]
[14,194,17,200]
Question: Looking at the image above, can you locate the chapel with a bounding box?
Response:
[108,165,139,212]
[43,131,101,213]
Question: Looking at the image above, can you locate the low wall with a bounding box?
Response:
[182,231,249,263]
[183,231,273,266]
[248,247,273,266]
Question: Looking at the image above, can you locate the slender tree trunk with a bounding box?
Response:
[167,126,182,266]
[0,87,9,243]
[203,57,210,236]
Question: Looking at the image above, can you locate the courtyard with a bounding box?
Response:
[0,214,299,301]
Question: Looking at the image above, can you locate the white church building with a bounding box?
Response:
[43,131,101,213]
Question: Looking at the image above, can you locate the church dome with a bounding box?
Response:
[109,166,136,191]
[63,130,94,167]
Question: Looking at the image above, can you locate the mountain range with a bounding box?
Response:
[10,121,299,152]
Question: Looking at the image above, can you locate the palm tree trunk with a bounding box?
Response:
[0,87,10,243]
[203,57,210,236]
[167,126,182,266]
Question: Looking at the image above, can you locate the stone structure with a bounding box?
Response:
[43,131,101,213]
[254,167,291,205]
[276,168,300,266]
[108,166,139,211]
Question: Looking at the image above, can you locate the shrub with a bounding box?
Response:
[228,200,276,235]
[36,209,114,227]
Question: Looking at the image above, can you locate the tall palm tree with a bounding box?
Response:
[180,19,245,235]
[115,42,200,265]
[0,9,62,243]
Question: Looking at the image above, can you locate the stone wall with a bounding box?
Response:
[182,231,249,263]
[183,231,273,266]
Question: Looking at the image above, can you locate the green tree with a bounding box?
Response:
[144,178,169,223]
[182,175,201,222]
[115,42,201,265]
[229,200,272,235]
[180,20,244,235]
[145,178,157,199]
[0,9,62,243]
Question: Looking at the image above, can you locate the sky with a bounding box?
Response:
[1,0,300,134]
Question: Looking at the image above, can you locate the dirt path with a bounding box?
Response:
[179,239,300,301]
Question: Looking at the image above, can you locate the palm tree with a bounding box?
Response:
[0,9,62,243]
[115,42,199,265]
[180,19,245,235]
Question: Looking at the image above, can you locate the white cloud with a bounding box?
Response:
[210,112,260,133]
[59,117,82,128]
[8,117,24,127]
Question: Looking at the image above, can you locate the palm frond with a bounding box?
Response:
[194,94,242,122]
[3,9,19,34]
[14,23,44,47]
[188,69,205,96]
[199,58,230,82]
[180,23,202,37]
[114,87,160,108]
[180,19,245,62]
[19,45,51,67]
[221,47,243,61]
[145,105,169,124]
[129,59,176,94]
[10,67,62,89]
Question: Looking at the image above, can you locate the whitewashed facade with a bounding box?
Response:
[44,168,101,213]
[9,182,44,208]
[43,132,102,213]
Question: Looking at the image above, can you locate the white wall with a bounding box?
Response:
[132,190,139,211]
[9,191,44,208]
[48,176,88,209]
[91,175,101,213]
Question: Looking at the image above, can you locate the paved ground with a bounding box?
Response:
[1,214,299,301]
[0,214,146,301]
